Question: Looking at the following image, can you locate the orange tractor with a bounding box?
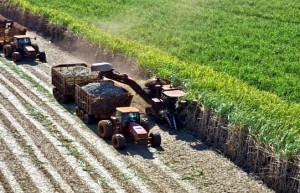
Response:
[0,16,46,62]
[98,106,161,149]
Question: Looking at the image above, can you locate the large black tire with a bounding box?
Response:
[112,134,126,149]
[3,44,12,57]
[12,52,21,62]
[149,132,161,147]
[38,51,46,62]
[98,120,114,139]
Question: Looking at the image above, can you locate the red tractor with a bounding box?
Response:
[97,107,161,149]
[3,35,46,62]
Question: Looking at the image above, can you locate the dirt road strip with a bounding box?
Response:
[0,84,103,193]
[1,61,155,193]
[0,161,24,193]
[0,121,56,192]
[0,102,74,193]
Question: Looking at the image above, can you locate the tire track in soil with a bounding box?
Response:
[1,58,202,192]
[0,161,23,193]
[0,137,42,193]
[0,104,74,193]
[0,64,151,193]
[0,86,103,193]
[0,59,189,193]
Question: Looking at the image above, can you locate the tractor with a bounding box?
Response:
[97,107,161,149]
[3,35,46,62]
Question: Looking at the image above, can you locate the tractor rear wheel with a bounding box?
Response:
[98,120,114,139]
[12,52,21,62]
[149,132,161,147]
[112,134,126,149]
[38,52,46,62]
[3,45,12,57]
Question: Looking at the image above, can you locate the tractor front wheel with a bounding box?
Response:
[112,134,126,149]
[98,120,114,139]
[149,132,161,147]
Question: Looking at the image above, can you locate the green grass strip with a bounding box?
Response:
[7,0,300,158]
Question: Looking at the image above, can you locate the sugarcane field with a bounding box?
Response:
[0,1,299,193]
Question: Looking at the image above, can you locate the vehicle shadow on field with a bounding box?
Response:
[156,120,209,152]
[0,54,38,66]
[0,52,45,66]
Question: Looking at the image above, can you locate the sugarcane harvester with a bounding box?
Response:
[91,63,188,129]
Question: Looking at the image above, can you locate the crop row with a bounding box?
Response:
[7,0,300,157]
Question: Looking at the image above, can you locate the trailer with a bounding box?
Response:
[0,15,27,47]
[75,80,133,124]
[51,63,98,103]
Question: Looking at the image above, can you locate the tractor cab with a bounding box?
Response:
[14,35,32,48]
[160,85,186,110]
[115,107,140,132]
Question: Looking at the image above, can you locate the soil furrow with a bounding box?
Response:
[0,119,56,192]
[0,88,102,193]
[0,161,23,193]
[0,65,140,193]
[20,64,51,84]
[0,61,155,192]
[0,103,74,193]
[0,136,42,193]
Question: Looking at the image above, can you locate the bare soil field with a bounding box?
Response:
[0,26,275,193]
